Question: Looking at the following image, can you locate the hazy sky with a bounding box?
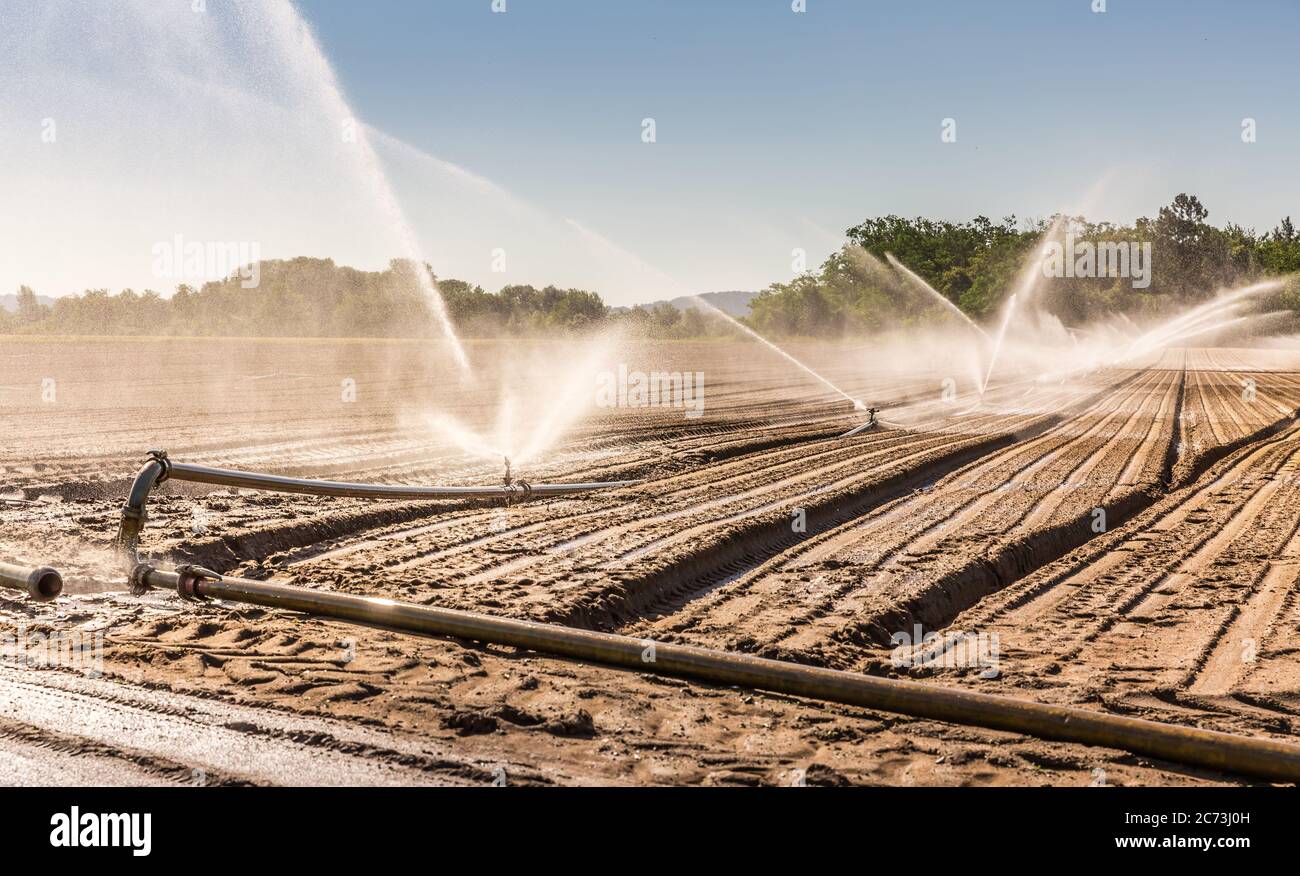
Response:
[4,0,1299,305]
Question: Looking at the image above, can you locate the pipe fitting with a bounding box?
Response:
[116,453,171,570]
[174,564,220,601]
[128,562,155,597]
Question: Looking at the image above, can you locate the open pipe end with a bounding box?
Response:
[26,567,63,602]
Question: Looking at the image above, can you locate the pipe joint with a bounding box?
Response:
[146,448,171,483]
[174,564,221,601]
[128,562,155,596]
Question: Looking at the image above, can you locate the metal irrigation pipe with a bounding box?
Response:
[839,420,879,438]
[131,562,1300,783]
[0,562,64,602]
[838,407,880,438]
[116,449,637,567]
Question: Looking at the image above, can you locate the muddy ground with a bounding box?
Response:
[3,336,1300,785]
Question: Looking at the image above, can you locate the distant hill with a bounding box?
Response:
[641,290,758,317]
[0,292,54,312]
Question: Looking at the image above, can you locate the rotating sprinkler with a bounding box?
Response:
[501,455,528,508]
[116,449,635,567]
[0,561,64,602]
[839,406,880,438]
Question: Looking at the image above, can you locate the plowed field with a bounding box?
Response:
[4,337,1300,785]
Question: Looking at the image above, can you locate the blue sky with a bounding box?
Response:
[293,0,1300,301]
[4,0,1298,304]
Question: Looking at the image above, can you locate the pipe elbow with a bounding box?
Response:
[115,457,168,570]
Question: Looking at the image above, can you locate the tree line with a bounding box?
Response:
[0,257,736,339]
[747,194,1300,336]
[6,194,1299,338]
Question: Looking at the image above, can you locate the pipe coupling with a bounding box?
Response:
[128,562,155,596]
[146,448,172,483]
[175,564,221,601]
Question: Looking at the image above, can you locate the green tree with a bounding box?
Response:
[15,285,46,327]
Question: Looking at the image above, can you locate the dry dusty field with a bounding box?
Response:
[4,336,1300,786]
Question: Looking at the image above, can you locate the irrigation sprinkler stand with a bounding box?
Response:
[115,448,635,570]
[839,407,879,439]
[501,456,528,508]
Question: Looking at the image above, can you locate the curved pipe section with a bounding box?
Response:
[115,454,169,569]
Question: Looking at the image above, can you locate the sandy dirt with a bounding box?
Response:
[3,336,1300,785]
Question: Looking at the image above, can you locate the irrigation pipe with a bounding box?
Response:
[130,562,1300,783]
[116,450,636,566]
[0,562,64,601]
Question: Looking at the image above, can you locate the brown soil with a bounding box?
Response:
[3,336,1300,785]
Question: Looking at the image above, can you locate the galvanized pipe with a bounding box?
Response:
[133,563,1300,783]
[0,562,64,602]
[161,460,635,500]
[838,406,880,438]
[115,449,636,568]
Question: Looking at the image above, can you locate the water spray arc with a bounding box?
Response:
[884,253,990,340]
[262,2,470,372]
[1116,279,1286,364]
[981,292,1018,394]
[690,296,866,412]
